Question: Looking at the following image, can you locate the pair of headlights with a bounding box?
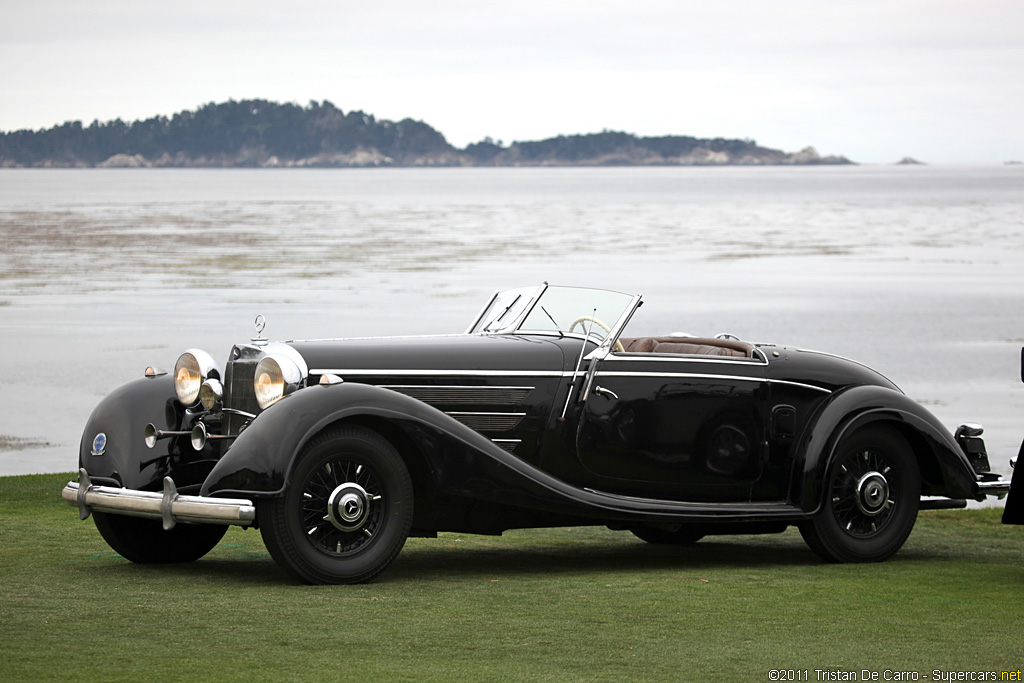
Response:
[173,349,302,411]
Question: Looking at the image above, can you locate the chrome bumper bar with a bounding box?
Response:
[62,469,256,530]
[977,478,1011,499]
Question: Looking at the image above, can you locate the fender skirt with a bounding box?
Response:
[201,383,807,523]
[795,384,981,512]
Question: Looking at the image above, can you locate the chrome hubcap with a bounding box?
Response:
[325,483,371,532]
[831,449,899,538]
[854,471,890,516]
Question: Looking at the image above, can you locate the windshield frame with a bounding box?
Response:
[467,284,642,346]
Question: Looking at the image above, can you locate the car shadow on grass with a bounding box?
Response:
[75,528,979,586]
[386,534,824,582]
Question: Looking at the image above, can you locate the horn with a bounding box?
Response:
[143,423,190,449]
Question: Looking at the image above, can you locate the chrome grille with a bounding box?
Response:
[224,359,260,434]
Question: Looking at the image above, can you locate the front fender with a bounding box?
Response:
[78,374,186,490]
[795,385,979,512]
[202,382,537,499]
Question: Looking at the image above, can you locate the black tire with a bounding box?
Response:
[93,512,227,563]
[799,425,920,563]
[630,524,705,545]
[258,426,414,584]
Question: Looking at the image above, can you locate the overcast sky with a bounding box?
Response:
[2,0,1022,163]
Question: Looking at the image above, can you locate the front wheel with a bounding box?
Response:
[799,425,920,563]
[258,426,414,584]
[93,512,227,563]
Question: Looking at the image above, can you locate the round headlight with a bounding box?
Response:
[173,349,219,407]
[254,355,303,410]
[199,378,224,411]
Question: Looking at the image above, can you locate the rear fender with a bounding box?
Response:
[795,385,979,512]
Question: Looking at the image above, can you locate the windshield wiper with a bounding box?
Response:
[483,294,522,332]
[540,306,563,337]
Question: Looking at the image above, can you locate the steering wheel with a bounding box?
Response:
[569,316,625,353]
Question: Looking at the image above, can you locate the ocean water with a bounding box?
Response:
[1,165,1022,489]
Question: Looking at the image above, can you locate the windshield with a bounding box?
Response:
[470,285,638,342]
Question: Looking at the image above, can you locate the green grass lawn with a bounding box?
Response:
[2,473,1020,682]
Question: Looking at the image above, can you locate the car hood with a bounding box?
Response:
[285,333,569,376]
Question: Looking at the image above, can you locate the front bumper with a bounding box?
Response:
[62,469,256,530]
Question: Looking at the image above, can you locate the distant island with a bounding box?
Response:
[0,99,853,168]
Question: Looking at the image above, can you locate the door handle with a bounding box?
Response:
[593,386,618,400]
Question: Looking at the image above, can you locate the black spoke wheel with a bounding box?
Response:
[630,524,705,545]
[93,512,227,563]
[799,425,920,563]
[258,427,413,584]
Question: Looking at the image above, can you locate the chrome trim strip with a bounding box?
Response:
[605,353,769,367]
[768,379,833,394]
[581,370,831,395]
[287,333,468,344]
[381,385,534,405]
[63,471,255,528]
[445,411,527,417]
[594,371,765,383]
[510,330,603,344]
[311,368,564,377]
[221,407,257,419]
[445,411,525,431]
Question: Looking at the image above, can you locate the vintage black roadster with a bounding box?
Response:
[63,284,1018,583]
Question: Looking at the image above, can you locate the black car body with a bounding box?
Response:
[63,284,1015,583]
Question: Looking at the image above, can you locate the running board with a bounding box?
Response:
[919,498,967,511]
[582,487,810,520]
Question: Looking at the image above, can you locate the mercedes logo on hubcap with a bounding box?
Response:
[325,482,372,532]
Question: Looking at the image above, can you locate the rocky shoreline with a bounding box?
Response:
[0,99,855,168]
[70,144,850,169]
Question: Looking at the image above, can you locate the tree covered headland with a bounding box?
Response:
[0,99,852,167]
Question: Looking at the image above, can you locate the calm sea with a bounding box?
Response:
[2,165,1022,487]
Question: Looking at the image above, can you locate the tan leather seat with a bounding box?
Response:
[618,337,659,353]
[617,337,753,358]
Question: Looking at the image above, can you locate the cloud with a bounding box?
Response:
[2,0,1022,161]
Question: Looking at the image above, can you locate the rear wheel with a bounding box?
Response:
[630,523,705,545]
[799,425,920,563]
[258,426,414,584]
[93,512,227,563]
